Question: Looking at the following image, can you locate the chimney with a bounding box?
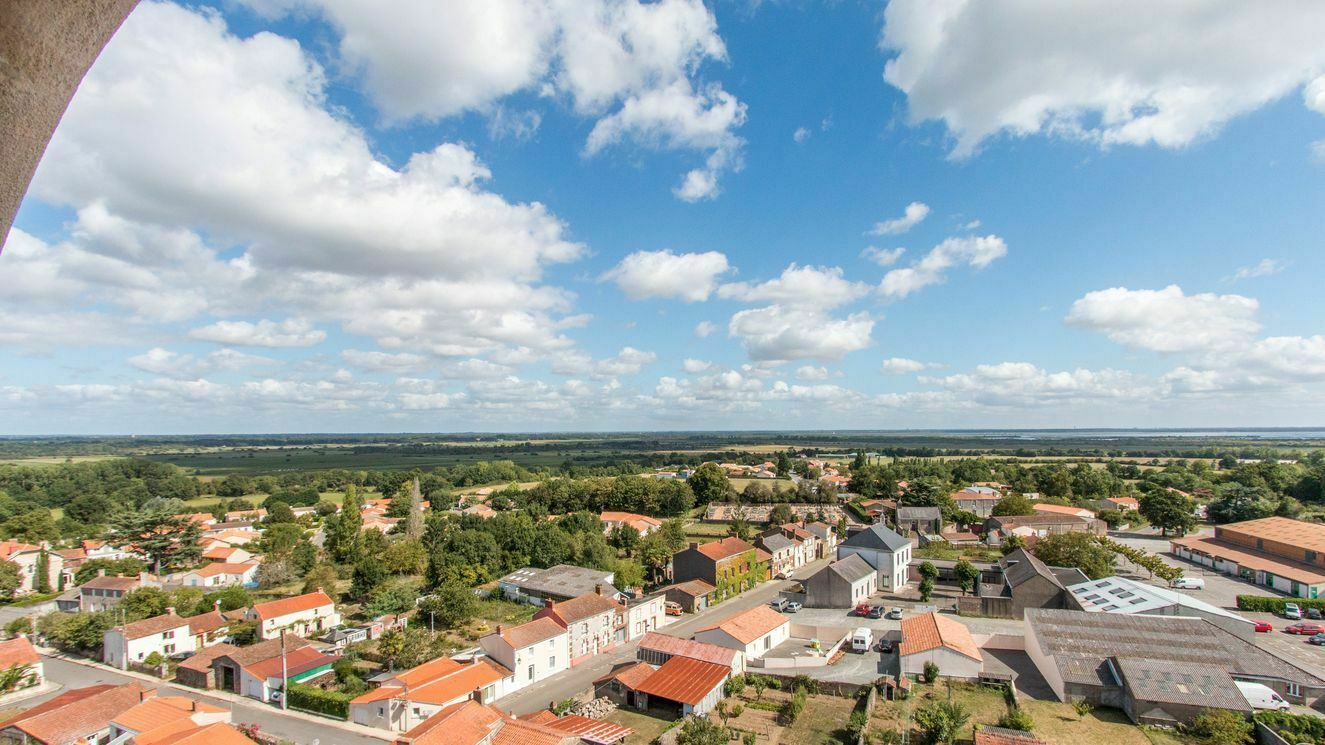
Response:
[496,624,504,635]
[689,542,699,550]
[214,600,222,611]
[98,569,107,577]
[165,607,175,616]
[543,597,555,609]
[595,585,603,596]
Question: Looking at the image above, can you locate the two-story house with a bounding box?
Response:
[617,593,666,642]
[754,532,801,579]
[534,589,621,665]
[478,617,569,693]
[103,610,195,669]
[0,541,62,595]
[246,590,340,640]
[79,571,162,612]
[837,524,914,592]
[348,655,512,732]
[672,537,761,600]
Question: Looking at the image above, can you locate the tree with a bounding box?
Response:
[1206,486,1274,526]
[265,501,297,524]
[404,477,425,540]
[1001,534,1027,555]
[198,585,251,614]
[75,557,147,586]
[302,564,340,595]
[775,452,792,478]
[364,582,419,617]
[638,531,672,585]
[1186,708,1252,745]
[676,715,728,745]
[608,525,640,555]
[34,551,51,594]
[381,540,427,575]
[1032,532,1115,580]
[953,560,980,595]
[688,463,731,505]
[326,486,362,563]
[613,558,646,589]
[260,523,305,559]
[2,510,58,543]
[1140,489,1197,535]
[919,577,934,602]
[0,561,20,600]
[991,494,1035,517]
[769,503,795,526]
[375,627,440,671]
[108,510,202,573]
[351,556,387,600]
[120,587,169,620]
[918,561,939,582]
[418,583,479,629]
[914,701,969,744]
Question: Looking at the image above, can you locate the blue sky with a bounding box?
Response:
[2,0,1325,434]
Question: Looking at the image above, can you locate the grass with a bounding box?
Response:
[604,708,675,744]
[782,692,858,745]
[870,683,1192,745]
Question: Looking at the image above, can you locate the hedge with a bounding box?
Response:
[1255,710,1325,743]
[1236,595,1325,612]
[287,682,353,719]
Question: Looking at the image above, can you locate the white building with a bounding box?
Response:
[899,612,983,681]
[534,591,621,666]
[693,605,790,661]
[348,655,511,732]
[1066,575,1257,640]
[837,524,914,592]
[478,617,569,694]
[0,541,62,595]
[246,590,340,640]
[238,645,337,703]
[174,562,259,588]
[104,611,195,669]
[619,593,666,641]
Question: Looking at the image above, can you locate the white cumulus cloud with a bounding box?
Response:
[879,235,1007,299]
[1066,285,1260,353]
[189,319,327,348]
[603,249,731,302]
[869,201,930,235]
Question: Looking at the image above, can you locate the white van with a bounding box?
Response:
[851,627,873,654]
[1170,576,1205,590]
[1236,681,1291,711]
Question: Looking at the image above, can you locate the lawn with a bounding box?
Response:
[870,682,1196,745]
[782,692,859,745]
[604,708,675,744]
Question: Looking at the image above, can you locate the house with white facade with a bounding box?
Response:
[534,590,621,666]
[693,605,790,661]
[174,562,259,588]
[246,590,340,640]
[104,611,195,669]
[899,612,983,681]
[618,593,666,641]
[755,532,801,578]
[0,541,61,595]
[838,524,914,592]
[478,617,569,694]
[600,512,662,537]
[238,645,338,703]
[348,655,512,732]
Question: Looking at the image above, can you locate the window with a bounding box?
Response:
[164,644,175,654]
[163,630,174,639]
[528,665,535,680]
[549,656,556,668]
[1287,682,1301,696]
[764,636,771,650]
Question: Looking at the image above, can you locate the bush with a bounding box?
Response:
[1237,595,1325,613]
[997,709,1034,732]
[724,675,746,697]
[1185,708,1252,745]
[780,686,807,725]
[286,683,353,719]
[790,674,816,694]
[143,651,165,667]
[846,709,869,739]
[923,661,940,683]
[1255,710,1325,743]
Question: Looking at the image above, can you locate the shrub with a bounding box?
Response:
[923,661,940,683]
[1185,708,1252,745]
[1255,711,1325,743]
[553,698,578,715]
[997,709,1034,732]
[780,686,807,725]
[142,651,165,667]
[790,674,817,694]
[847,709,870,739]
[725,675,746,697]
[286,682,353,719]
[1072,700,1094,719]
[914,701,969,745]
[1237,595,1325,613]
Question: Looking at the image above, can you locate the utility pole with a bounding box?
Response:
[280,630,288,710]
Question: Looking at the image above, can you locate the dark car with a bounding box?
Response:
[867,605,885,619]
[874,639,894,653]
[1308,607,1323,620]
[1310,633,1325,646]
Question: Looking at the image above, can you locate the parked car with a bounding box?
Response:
[853,602,872,617]
[1284,622,1324,635]
[770,598,789,612]
[1285,603,1303,620]
[1310,633,1325,646]
[664,601,683,616]
[1254,621,1273,633]
[886,607,904,620]
[874,639,894,653]
[851,627,873,653]
[1169,577,1205,590]
[1307,607,1322,620]
[867,605,885,619]
[785,601,802,613]
[1236,681,1291,711]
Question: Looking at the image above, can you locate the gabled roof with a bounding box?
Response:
[696,605,787,645]
[186,609,229,636]
[189,562,255,578]
[217,634,313,667]
[1033,503,1095,518]
[395,700,504,745]
[147,722,256,745]
[0,637,39,668]
[824,554,874,584]
[842,524,911,552]
[757,533,797,553]
[0,683,147,744]
[637,632,737,667]
[1113,657,1249,712]
[896,506,941,519]
[111,695,225,734]
[116,612,191,641]
[594,661,657,690]
[535,713,633,741]
[1000,549,1063,590]
[243,645,333,679]
[407,659,510,705]
[492,617,566,649]
[662,579,716,597]
[1066,575,1252,629]
[0,540,39,561]
[82,574,151,591]
[632,656,730,706]
[692,537,756,562]
[250,590,334,621]
[539,591,621,625]
[899,612,982,661]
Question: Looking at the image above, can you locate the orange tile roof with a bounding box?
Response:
[538,592,621,625]
[408,659,509,705]
[350,685,403,705]
[190,562,255,578]
[146,722,256,745]
[202,545,243,560]
[696,605,787,645]
[112,695,224,734]
[693,537,756,561]
[493,617,565,649]
[1171,535,1325,584]
[0,683,147,744]
[1033,503,1094,517]
[636,632,737,667]
[177,644,237,673]
[0,540,39,561]
[595,661,657,690]
[251,590,334,621]
[117,612,191,641]
[394,700,504,745]
[393,656,462,688]
[0,637,39,668]
[242,645,333,679]
[491,718,576,745]
[899,612,982,661]
[1219,516,1325,552]
[539,713,633,741]
[632,656,730,705]
[187,610,229,636]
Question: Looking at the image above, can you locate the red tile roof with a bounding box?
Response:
[393,700,504,745]
[190,562,255,578]
[147,722,257,745]
[112,695,224,734]
[693,537,756,561]
[537,591,621,626]
[408,659,509,705]
[187,610,229,636]
[696,605,787,645]
[899,612,982,661]
[632,656,730,705]
[116,612,190,641]
[539,713,633,741]
[636,632,737,667]
[251,590,334,621]
[595,661,657,690]
[0,637,39,669]
[242,645,334,679]
[0,541,39,561]
[493,617,566,649]
[0,683,147,744]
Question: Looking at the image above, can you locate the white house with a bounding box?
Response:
[534,591,621,666]
[478,617,569,694]
[837,524,913,592]
[0,541,61,595]
[201,545,254,564]
[103,611,195,669]
[246,590,340,640]
[174,562,259,588]
[348,655,511,732]
[238,645,337,703]
[693,605,790,661]
[898,612,983,681]
[619,593,666,641]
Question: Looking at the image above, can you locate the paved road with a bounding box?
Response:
[497,558,831,715]
[36,655,387,745]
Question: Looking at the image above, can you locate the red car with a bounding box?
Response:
[1285,622,1325,635]
[853,603,872,617]
[1254,621,1273,633]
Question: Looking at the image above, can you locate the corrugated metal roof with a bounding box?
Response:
[633,656,729,705]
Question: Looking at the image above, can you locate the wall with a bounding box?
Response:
[900,648,982,680]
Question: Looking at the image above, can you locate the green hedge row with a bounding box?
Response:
[1235,595,1325,612]
[1255,710,1325,743]
[287,682,354,719]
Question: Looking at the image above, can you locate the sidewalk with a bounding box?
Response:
[37,647,390,741]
